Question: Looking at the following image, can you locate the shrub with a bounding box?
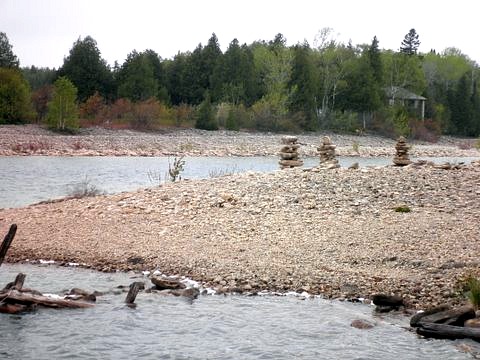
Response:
[130,98,161,130]
[195,94,218,130]
[409,119,441,143]
[394,205,411,213]
[327,111,361,133]
[168,156,185,182]
[68,176,102,198]
[466,276,480,310]
[79,91,106,124]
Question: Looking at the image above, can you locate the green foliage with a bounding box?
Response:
[58,36,114,102]
[22,66,56,90]
[0,32,19,68]
[465,276,480,310]
[394,205,411,213]
[0,68,32,123]
[288,42,318,130]
[225,107,240,131]
[327,111,360,133]
[195,93,218,130]
[400,29,420,56]
[46,76,79,131]
[375,105,410,138]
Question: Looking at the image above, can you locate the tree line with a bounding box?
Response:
[1,29,480,138]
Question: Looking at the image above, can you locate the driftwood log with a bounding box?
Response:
[0,273,94,314]
[150,276,186,290]
[125,282,144,305]
[416,323,480,342]
[0,224,17,267]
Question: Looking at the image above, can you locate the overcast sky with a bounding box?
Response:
[1,0,479,68]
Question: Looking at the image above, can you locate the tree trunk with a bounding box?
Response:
[0,224,17,267]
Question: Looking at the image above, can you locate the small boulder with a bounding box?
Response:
[351,319,376,329]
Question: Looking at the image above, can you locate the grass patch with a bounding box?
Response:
[394,205,411,213]
[466,276,480,310]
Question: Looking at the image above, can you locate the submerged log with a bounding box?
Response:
[416,322,480,342]
[414,305,475,327]
[0,224,17,267]
[410,305,450,327]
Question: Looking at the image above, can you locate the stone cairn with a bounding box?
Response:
[393,136,412,166]
[317,136,340,169]
[279,136,303,169]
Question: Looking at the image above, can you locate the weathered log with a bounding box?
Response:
[0,224,17,267]
[3,273,26,291]
[125,282,143,305]
[415,305,475,327]
[416,322,480,342]
[0,290,94,309]
[410,304,450,327]
[151,276,186,290]
[372,294,404,307]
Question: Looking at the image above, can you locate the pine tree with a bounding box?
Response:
[0,32,19,68]
[368,36,383,84]
[400,29,420,55]
[58,36,114,102]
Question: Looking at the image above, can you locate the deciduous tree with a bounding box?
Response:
[47,76,79,130]
[0,68,32,123]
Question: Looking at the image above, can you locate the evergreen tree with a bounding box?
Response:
[450,73,473,136]
[288,42,317,130]
[400,29,420,55]
[47,76,79,130]
[368,36,383,84]
[58,36,114,102]
[117,50,158,101]
[0,32,19,68]
[195,92,217,130]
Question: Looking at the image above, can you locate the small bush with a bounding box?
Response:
[409,119,441,143]
[457,141,473,150]
[466,276,480,310]
[68,176,102,198]
[394,205,411,213]
[352,141,360,154]
[168,156,185,182]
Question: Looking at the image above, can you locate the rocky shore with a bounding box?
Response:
[1,124,479,158]
[1,161,480,308]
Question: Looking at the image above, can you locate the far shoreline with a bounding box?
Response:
[1,124,479,158]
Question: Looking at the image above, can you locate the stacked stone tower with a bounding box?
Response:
[317,136,340,169]
[393,136,412,166]
[279,136,303,169]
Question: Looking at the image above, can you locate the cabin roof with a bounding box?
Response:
[385,86,426,101]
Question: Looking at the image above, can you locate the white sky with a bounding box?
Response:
[1,0,479,68]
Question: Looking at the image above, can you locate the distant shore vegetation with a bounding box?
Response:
[1,29,480,140]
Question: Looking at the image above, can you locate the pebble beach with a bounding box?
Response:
[1,125,480,308]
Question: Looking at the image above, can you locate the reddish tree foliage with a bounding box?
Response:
[31,84,53,123]
[79,91,105,123]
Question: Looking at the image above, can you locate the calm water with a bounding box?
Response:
[0,155,478,209]
[0,264,476,360]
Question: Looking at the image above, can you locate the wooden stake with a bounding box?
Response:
[0,224,17,267]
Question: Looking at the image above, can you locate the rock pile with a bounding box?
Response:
[393,136,412,166]
[279,136,303,169]
[317,136,340,169]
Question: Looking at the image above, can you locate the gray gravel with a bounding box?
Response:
[1,162,480,309]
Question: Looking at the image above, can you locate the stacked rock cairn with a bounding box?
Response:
[317,136,340,169]
[393,136,412,166]
[279,136,303,169]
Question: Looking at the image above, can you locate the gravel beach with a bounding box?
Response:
[1,160,480,308]
[1,124,479,158]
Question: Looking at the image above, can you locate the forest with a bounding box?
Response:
[1,29,480,139]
